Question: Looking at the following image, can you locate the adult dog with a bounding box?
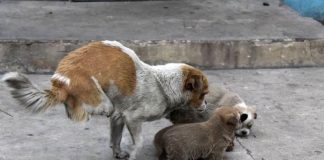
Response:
[2,41,209,159]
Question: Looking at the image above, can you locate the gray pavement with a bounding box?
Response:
[0,0,323,40]
[1,68,324,160]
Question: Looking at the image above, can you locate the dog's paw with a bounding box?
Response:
[114,151,130,159]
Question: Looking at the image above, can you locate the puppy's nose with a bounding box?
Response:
[241,130,247,135]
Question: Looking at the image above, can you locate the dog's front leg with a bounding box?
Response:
[110,113,129,159]
[125,120,143,160]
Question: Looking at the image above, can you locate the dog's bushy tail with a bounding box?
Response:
[2,72,66,113]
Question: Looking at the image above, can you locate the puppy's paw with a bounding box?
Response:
[226,140,235,152]
[114,151,130,159]
[225,145,234,152]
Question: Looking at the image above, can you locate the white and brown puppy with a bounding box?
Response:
[154,106,242,160]
[167,83,257,137]
[2,41,209,160]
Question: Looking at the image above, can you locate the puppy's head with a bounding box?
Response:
[181,65,209,111]
[215,106,241,130]
[235,105,257,137]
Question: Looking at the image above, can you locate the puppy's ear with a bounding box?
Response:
[248,105,257,119]
[227,113,239,126]
[185,75,202,91]
[240,113,248,122]
[253,113,257,119]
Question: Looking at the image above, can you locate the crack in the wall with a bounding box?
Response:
[236,138,256,160]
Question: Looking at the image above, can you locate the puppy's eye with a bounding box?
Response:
[247,124,253,129]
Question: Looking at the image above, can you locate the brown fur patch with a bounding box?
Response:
[215,107,240,127]
[181,64,209,108]
[64,96,88,121]
[50,79,68,102]
[49,41,136,121]
[55,41,136,105]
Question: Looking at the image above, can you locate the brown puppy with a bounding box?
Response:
[154,106,243,160]
[167,83,257,138]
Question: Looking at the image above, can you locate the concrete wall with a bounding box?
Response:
[1,39,324,73]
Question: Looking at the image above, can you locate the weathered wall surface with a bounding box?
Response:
[1,39,324,73]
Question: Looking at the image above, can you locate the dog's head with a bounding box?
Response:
[235,105,257,137]
[181,65,209,111]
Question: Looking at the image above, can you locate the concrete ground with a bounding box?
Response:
[0,0,323,40]
[0,68,324,160]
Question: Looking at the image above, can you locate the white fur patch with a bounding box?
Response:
[153,63,183,71]
[51,73,70,86]
[235,102,253,123]
[235,102,248,109]
[1,72,20,82]
[101,40,142,64]
[151,63,184,106]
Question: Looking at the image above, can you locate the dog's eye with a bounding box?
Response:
[247,124,253,129]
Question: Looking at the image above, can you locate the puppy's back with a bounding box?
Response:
[205,84,227,105]
[154,123,217,160]
[206,83,244,108]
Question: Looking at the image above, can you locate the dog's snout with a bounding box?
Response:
[241,130,247,135]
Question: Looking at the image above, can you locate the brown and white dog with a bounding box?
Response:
[154,106,242,160]
[167,83,257,137]
[2,41,209,160]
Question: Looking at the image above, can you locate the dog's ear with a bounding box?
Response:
[185,75,202,91]
[226,113,239,126]
[240,113,248,122]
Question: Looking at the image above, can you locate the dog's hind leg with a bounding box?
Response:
[125,119,143,160]
[88,76,114,116]
[64,96,89,122]
[110,113,129,159]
